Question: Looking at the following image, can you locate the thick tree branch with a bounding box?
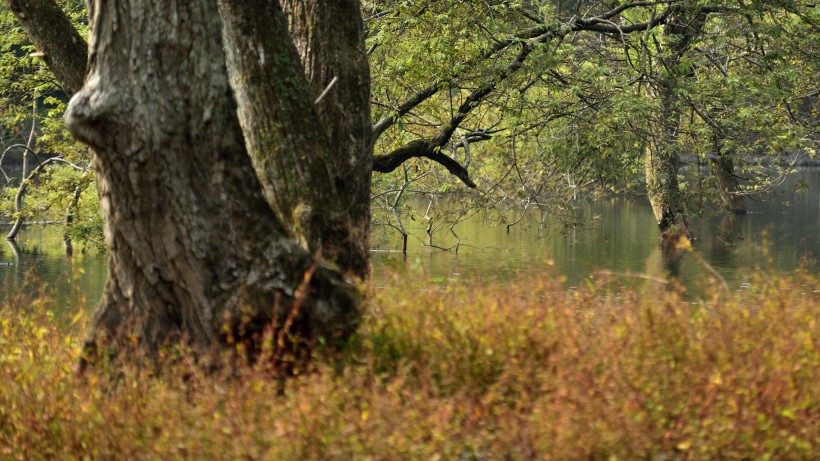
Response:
[5,0,87,95]
[371,22,565,141]
[372,84,444,141]
[372,139,476,188]
[434,45,532,147]
[373,45,534,188]
[576,7,674,34]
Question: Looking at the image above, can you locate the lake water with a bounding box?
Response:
[2,169,818,313]
[373,168,818,295]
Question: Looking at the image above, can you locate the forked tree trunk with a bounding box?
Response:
[64,0,358,362]
[218,0,371,278]
[8,0,372,279]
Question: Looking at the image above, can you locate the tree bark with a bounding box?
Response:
[280,0,373,278]
[4,0,87,95]
[64,0,358,363]
[218,0,370,278]
[708,141,747,214]
[645,94,691,238]
[645,5,706,238]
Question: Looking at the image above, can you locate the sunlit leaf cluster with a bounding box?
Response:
[0,2,96,245]
[368,0,817,236]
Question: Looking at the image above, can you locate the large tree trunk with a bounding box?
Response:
[64,0,358,364]
[3,0,371,279]
[281,0,373,278]
[217,0,370,278]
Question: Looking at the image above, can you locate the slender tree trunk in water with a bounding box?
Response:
[708,139,747,214]
[645,98,690,238]
[218,0,370,278]
[645,81,690,237]
[711,212,743,263]
[65,0,358,364]
[645,5,705,239]
[280,0,373,278]
[6,102,38,241]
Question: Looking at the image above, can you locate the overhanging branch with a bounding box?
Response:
[373,44,534,188]
[371,21,566,141]
[372,140,476,188]
[5,0,88,96]
[371,1,743,188]
[371,2,680,144]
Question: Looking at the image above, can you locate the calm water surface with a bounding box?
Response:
[2,169,818,313]
[373,169,818,294]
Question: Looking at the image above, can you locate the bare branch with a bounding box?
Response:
[313,76,338,105]
[6,156,84,240]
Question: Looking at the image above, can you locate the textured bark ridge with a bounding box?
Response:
[218,0,370,279]
[65,0,358,363]
[281,0,373,278]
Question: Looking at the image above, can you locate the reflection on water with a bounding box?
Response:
[1,226,107,315]
[2,170,818,313]
[372,169,819,295]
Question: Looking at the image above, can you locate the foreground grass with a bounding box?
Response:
[0,269,817,460]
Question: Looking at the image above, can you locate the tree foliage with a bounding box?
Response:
[366,0,817,237]
[0,1,95,247]
[2,0,818,246]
